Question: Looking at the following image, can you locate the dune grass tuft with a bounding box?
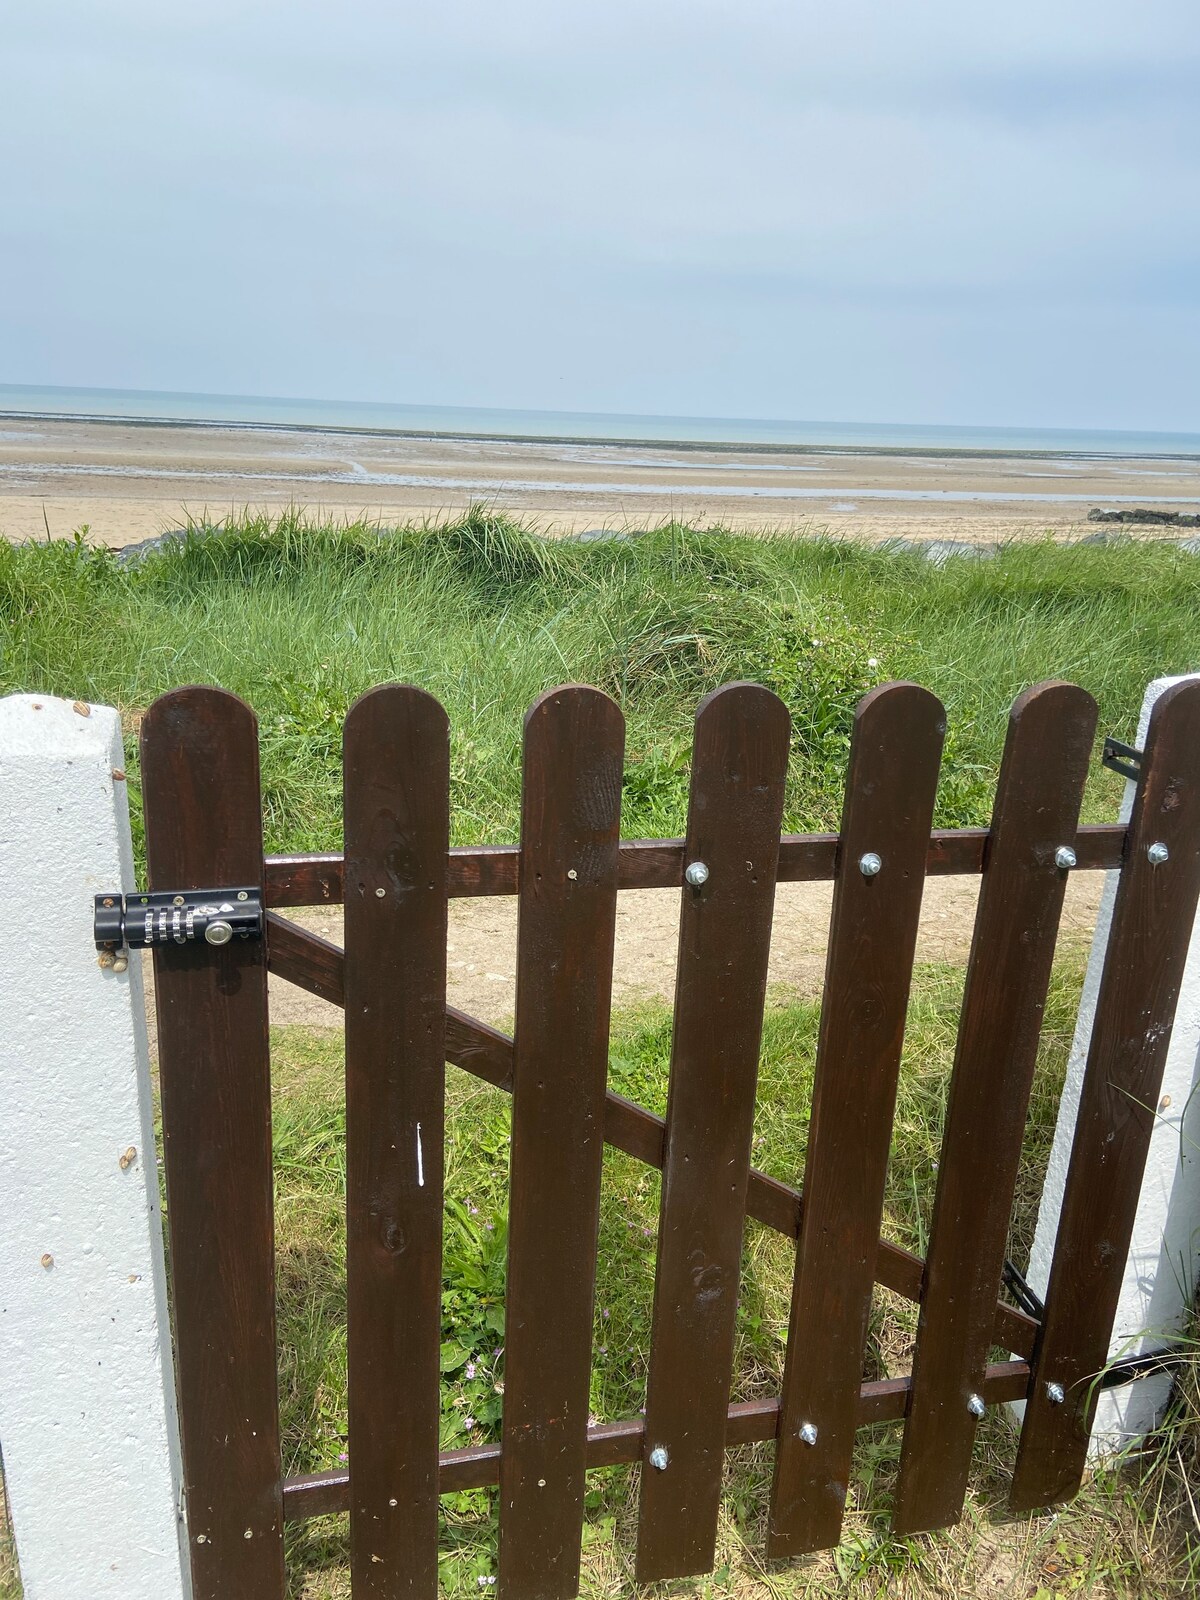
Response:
[4,511,1200,865]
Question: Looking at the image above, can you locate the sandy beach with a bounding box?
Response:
[3,414,1199,548]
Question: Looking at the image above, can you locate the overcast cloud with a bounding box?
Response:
[2,1,1198,429]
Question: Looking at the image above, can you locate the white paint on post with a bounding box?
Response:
[0,694,191,1598]
[1022,673,1200,1454]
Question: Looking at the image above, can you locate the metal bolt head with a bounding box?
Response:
[237,891,248,901]
[966,1393,986,1418]
[1147,842,1170,865]
[798,1422,818,1446]
[1046,1381,1065,1406]
[649,1446,669,1471]
[172,894,186,907]
[204,920,234,947]
[859,852,883,877]
[1055,846,1077,870]
[684,861,709,888]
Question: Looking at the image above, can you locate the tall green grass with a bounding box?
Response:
[3,510,1198,862]
[269,960,1199,1597]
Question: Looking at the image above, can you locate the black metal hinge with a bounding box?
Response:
[1101,736,1143,782]
[1002,1259,1046,1323]
[94,888,263,952]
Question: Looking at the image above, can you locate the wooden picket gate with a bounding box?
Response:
[137,675,1200,1598]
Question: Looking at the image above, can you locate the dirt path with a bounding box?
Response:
[140,872,1106,1035]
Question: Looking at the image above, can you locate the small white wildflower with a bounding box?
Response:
[868,657,879,668]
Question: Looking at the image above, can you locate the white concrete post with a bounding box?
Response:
[1024,673,1200,1454]
[0,695,191,1598]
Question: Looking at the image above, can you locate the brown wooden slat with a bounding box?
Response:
[265,911,514,1088]
[767,682,946,1559]
[892,682,1098,1537]
[498,686,624,1599]
[636,684,790,1581]
[265,910,345,1003]
[141,687,285,1598]
[266,852,344,903]
[261,823,1127,905]
[282,1358,1032,1521]
[264,919,1039,1359]
[1073,822,1131,871]
[1010,678,1200,1512]
[343,687,449,1596]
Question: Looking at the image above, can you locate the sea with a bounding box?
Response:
[2,382,1199,458]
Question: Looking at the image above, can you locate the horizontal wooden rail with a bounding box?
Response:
[281,1360,1032,1523]
[264,823,1126,906]
[265,914,1040,1359]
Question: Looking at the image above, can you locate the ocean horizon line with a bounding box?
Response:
[3,382,1200,461]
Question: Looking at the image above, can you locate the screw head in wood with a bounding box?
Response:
[799,1422,818,1445]
[684,861,709,887]
[859,852,883,877]
[967,1393,986,1418]
[1147,842,1170,865]
[1055,846,1077,870]
[1046,1381,1065,1405]
[649,1446,669,1470]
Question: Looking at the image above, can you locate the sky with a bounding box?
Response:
[2,1,1199,431]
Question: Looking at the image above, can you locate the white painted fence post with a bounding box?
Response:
[0,694,191,1598]
[1024,672,1200,1454]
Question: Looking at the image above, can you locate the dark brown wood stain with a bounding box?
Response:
[892,682,1097,1536]
[1010,678,1200,1512]
[141,687,285,1599]
[768,682,945,1559]
[344,686,449,1596]
[263,824,1126,905]
[264,918,1039,1358]
[497,687,625,1600]
[636,684,790,1581]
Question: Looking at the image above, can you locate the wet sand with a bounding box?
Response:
[2,415,1199,547]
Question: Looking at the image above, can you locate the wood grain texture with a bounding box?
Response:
[344,687,449,1596]
[282,1360,1032,1522]
[768,683,946,1559]
[498,687,625,1600]
[265,920,1039,1359]
[1010,678,1200,1512]
[141,687,285,1599]
[892,683,1097,1537]
[636,684,790,1581]
[261,823,1126,905]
